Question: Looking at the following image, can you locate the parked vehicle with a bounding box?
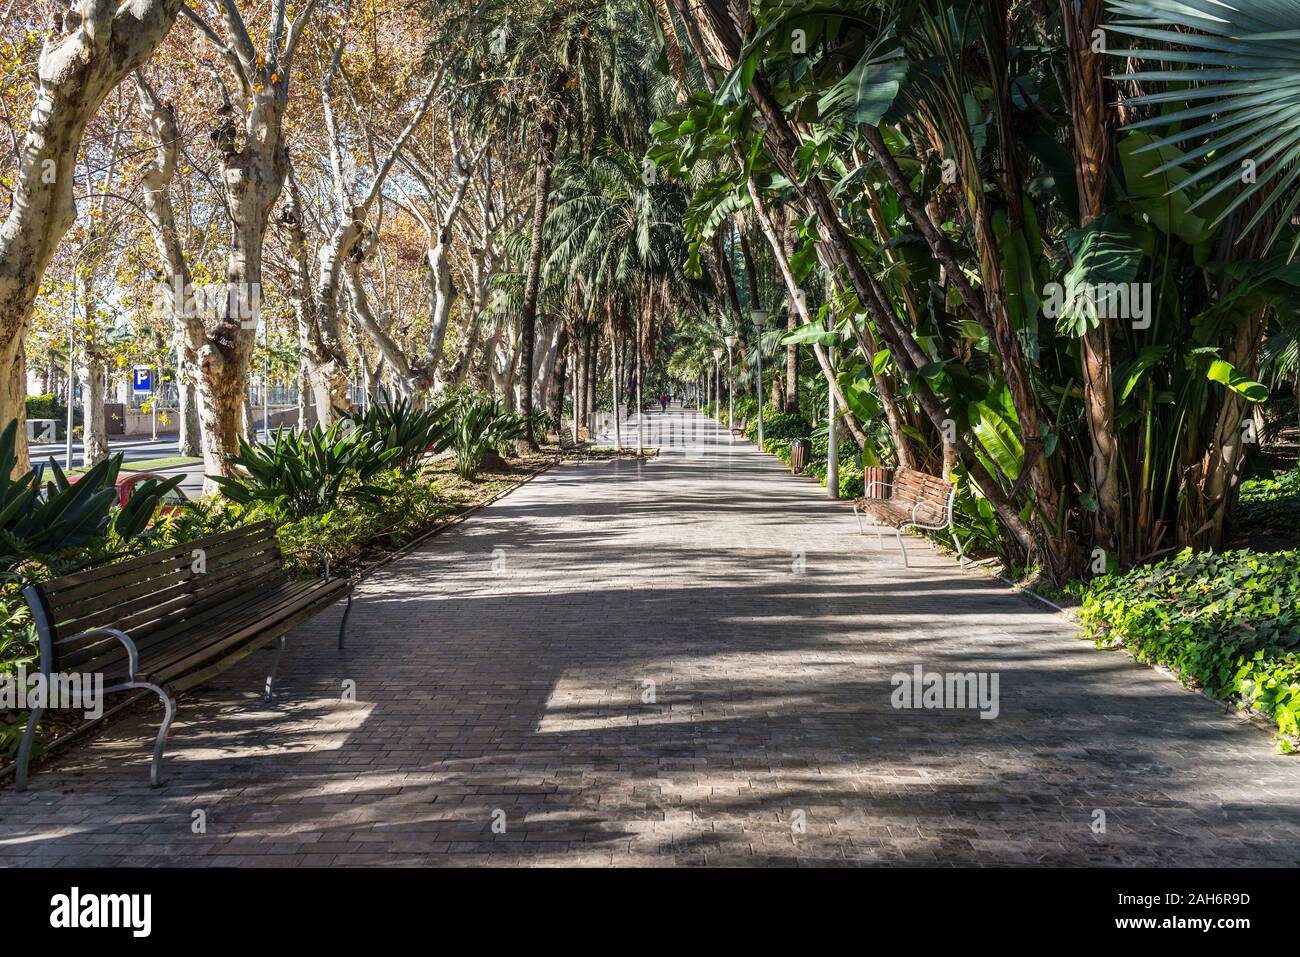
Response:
[68,471,190,517]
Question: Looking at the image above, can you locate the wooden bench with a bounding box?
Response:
[729,416,748,437]
[17,521,352,789]
[556,425,588,461]
[853,467,965,568]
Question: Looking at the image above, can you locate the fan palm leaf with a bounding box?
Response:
[1106,0,1300,251]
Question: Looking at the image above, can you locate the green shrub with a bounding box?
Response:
[528,407,553,442]
[451,393,526,479]
[1077,548,1300,747]
[804,434,864,497]
[211,421,399,519]
[764,436,795,464]
[1237,467,1300,532]
[0,420,182,575]
[759,410,811,441]
[270,469,451,575]
[25,394,64,422]
[0,417,183,680]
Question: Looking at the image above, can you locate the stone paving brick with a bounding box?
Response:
[1,410,1298,866]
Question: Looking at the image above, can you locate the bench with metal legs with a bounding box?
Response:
[853,468,966,568]
[17,522,352,789]
[556,425,589,462]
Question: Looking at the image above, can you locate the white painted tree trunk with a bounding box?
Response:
[610,337,623,452]
[137,74,204,458]
[0,0,181,475]
[79,352,108,467]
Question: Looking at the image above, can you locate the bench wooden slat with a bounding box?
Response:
[166,582,348,693]
[105,578,333,682]
[854,467,954,529]
[58,565,291,672]
[146,579,346,686]
[49,527,278,605]
[51,537,282,635]
[41,522,275,600]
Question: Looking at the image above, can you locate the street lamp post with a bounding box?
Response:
[65,291,76,470]
[712,347,723,425]
[827,341,838,500]
[724,334,735,430]
[750,309,768,449]
[262,321,271,443]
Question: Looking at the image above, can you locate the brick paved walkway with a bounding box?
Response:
[4,409,1298,866]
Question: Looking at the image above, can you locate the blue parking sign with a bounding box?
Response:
[133,366,153,395]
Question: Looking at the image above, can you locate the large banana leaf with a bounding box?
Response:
[1119,131,1209,242]
[1054,214,1145,336]
[817,44,908,126]
[968,400,1024,481]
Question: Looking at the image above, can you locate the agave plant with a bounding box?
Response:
[211,421,400,519]
[528,407,554,443]
[0,419,183,573]
[451,394,526,480]
[1107,0,1300,253]
[344,397,455,473]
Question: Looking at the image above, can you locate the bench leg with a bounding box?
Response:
[126,682,176,788]
[14,705,43,791]
[338,591,354,650]
[895,527,909,567]
[951,530,966,568]
[264,635,287,700]
[854,505,864,534]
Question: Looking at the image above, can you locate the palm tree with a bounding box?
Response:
[1106,0,1300,254]
[545,144,696,450]
[430,0,659,447]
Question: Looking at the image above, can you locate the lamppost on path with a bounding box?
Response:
[827,341,838,499]
[750,309,767,449]
[712,347,722,424]
[65,285,76,469]
[724,334,735,430]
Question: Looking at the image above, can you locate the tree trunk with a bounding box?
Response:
[517,113,559,451]
[635,310,644,454]
[137,73,205,458]
[308,215,364,426]
[0,0,181,475]
[744,177,872,450]
[79,353,108,467]
[197,192,278,485]
[585,328,596,434]
[550,325,569,429]
[610,330,623,451]
[1062,0,1123,562]
[242,398,256,444]
[175,338,201,455]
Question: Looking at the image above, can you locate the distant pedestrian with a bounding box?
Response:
[659,392,668,413]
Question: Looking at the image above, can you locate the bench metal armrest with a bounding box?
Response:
[911,500,948,527]
[55,627,139,679]
[861,480,896,500]
[295,547,331,579]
